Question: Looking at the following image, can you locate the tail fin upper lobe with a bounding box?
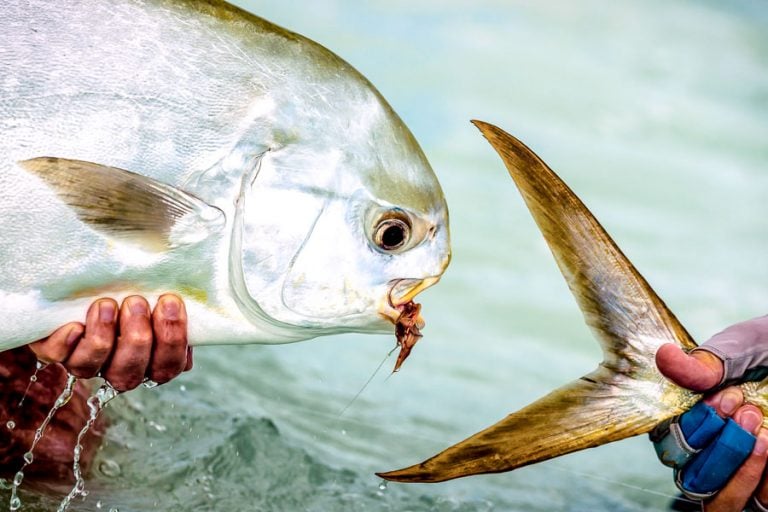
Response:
[378,121,700,483]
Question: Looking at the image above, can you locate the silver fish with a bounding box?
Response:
[377,121,768,482]
[0,0,450,350]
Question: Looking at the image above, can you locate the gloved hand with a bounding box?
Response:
[653,315,768,512]
[651,392,761,498]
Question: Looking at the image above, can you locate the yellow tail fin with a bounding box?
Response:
[378,121,700,483]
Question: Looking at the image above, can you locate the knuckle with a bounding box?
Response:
[119,326,153,347]
[156,327,187,349]
[66,362,100,379]
[29,343,63,363]
[149,370,173,385]
[103,359,146,391]
[150,363,184,385]
[87,336,114,358]
[106,374,142,392]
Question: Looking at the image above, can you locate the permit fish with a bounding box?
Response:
[0,0,450,353]
[378,121,768,482]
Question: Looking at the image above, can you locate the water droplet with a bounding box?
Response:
[13,471,24,487]
[23,451,33,465]
[99,459,121,477]
[35,360,46,370]
[58,383,119,511]
[148,420,167,432]
[142,379,158,389]
[9,496,21,511]
[378,480,388,491]
[18,364,47,407]
[108,508,119,512]
[6,420,15,430]
[179,384,187,392]
[96,500,103,509]
[341,429,347,436]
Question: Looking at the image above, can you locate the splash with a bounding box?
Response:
[17,361,47,408]
[57,383,119,512]
[9,374,77,511]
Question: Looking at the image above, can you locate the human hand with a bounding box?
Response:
[0,294,191,478]
[28,294,192,391]
[654,315,768,512]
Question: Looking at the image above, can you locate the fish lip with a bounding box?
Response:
[380,276,441,324]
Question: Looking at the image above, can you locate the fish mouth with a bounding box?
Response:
[380,276,441,324]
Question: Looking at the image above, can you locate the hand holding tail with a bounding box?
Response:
[654,315,768,511]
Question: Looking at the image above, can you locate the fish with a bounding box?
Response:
[377,120,768,482]
[0,0,450,352]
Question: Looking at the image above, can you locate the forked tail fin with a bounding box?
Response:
[377,121,700,483]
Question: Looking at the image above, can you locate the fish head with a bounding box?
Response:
[232,94,450,336]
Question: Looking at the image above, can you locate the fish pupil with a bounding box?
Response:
[381,223,406,249]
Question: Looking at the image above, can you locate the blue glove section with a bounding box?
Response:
[652,402,726,468]
[652,402,757,499]
[680,402,727,449]
[679,418,756,496]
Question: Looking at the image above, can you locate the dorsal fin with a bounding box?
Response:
[20,157,224,251]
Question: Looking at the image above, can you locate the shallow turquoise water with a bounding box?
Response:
[4,1,768,510]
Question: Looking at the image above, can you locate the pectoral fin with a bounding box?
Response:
[378,122,699,483]
[20,157,224,251]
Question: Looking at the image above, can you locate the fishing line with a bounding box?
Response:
[337,345,398,417]
[300,394,698,507]
[548,462,699,505]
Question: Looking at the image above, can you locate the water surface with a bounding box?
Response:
[4,1,767,510]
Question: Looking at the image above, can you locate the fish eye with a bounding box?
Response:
[373,213,411,252]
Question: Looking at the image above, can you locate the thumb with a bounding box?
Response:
[656,343,724,392]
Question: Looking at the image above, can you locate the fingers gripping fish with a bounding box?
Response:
[0,0,450,354]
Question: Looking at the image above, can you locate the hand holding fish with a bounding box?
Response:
[0,295,190,479]
[28,294,192,392]
[654,315,768,512]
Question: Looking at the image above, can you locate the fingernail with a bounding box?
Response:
[66,325,83,346]
[99,301,115,323]
[740,410,763,433]
[161,298,180,321]
[720,389,742,415]
[128,297,148,317]
[755,432,768,456]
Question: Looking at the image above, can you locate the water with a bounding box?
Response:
[57,384,119,512]
[17,361,46,408]
[2,0,766,510]
[9,375,77,511]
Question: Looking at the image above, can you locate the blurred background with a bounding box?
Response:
[9,1,767,510]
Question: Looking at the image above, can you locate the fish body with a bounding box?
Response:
[0,0,450,349]
[378,121,768,482]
